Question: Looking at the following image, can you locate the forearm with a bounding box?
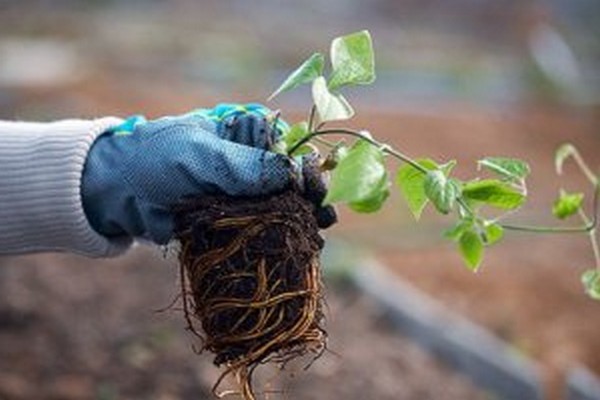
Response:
[0,118,133,257]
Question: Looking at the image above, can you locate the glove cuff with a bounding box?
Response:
[0,117,133,257]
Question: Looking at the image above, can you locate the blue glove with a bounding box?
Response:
[82,104,294,244]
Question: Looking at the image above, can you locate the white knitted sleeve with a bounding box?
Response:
[0,118,134,258]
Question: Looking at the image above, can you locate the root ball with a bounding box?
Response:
[173,190,327,399]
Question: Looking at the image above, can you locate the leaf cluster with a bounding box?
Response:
[269,30,600,300]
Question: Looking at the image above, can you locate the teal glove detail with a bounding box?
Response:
[109,103,289,138]
[191,103,288,132]
[82,105,294,244]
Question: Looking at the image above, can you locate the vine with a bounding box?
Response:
[268,30,600,300]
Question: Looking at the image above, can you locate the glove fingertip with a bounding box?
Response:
[316,206,338,229]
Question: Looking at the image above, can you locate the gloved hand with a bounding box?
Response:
[82,104,336,245]
[301,153,337,229]
[82,104,292,244]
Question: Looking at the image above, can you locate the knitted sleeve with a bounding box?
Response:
[0,118,133,257]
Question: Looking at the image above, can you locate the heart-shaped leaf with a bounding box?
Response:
[324,139,386,206]
[478,157,530,183]
[424,170,458,214]
[328,30,375,91]
[459,230,484,271]
[349,173,390,213]
[396,159,438,220]
[312,76,354,122]
[462,179,525,210]
[268,53,325,100]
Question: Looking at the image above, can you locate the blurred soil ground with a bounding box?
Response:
[338,110,600,400]
[0,249,489,400]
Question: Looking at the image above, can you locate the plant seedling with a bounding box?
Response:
[174,30,599,400]
[269,30,599,294]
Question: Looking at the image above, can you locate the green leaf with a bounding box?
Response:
[395,159,438,220]
[478,157,530,183]
[333,144,349,162]
[581,269,600,300]
[282,121,308,146]
[555,143,578,175]
[349,173,390,213]
[444,219,474,241]
[268,53,325,100]
[462,179,525,210]
[553,190,584,220]
[289,145,315,156]
[312,76,355,122]
[273,124,313,155]
[328,30,375,91]
[424,170,458,214]
[459,230,484,271]
[281,121,312,155]
[323,139,386,206]
[483,222,504,245]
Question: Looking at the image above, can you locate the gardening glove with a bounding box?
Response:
[301,153,338,229]
[81,104,294,245]
[215,106,336,229]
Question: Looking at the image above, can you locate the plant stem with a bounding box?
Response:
[289,126,599,237]
[307,105,317,133]
[500,222,595,234]
[578,209,600,270]
[570,148,599,187]
[456,197,476,218]
[501,184,599,235]
[577,185,600,270]
[288,128,428,173]
[313,136,338,148]
[564,149,600,268]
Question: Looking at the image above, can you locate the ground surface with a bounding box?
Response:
[0,250,488,400]
[330,110,600,400]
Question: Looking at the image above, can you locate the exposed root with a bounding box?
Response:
[173,191,327,399]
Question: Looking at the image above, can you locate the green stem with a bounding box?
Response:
[288,128,428,173]
[578,210,600,270]
[313,136,338,148]
[565,150,600,268]
[501,184,599,235]
[307,105,317,133]
[500,222,595,234]
[591,231,600,270]
[289,125,599,238]
[570,148,599,186]
[456,197,476,219]
[577,189,600,270]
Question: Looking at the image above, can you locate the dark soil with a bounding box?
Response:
[173,191,326,398]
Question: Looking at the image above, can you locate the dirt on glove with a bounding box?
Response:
[173,190,326,399]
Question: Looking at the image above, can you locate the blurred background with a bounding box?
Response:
[1,1,599,399]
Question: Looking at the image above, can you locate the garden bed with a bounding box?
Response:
[332,109,600,400]
[0,250,487,400]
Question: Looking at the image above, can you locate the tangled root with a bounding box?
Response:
[173,191,327,399]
